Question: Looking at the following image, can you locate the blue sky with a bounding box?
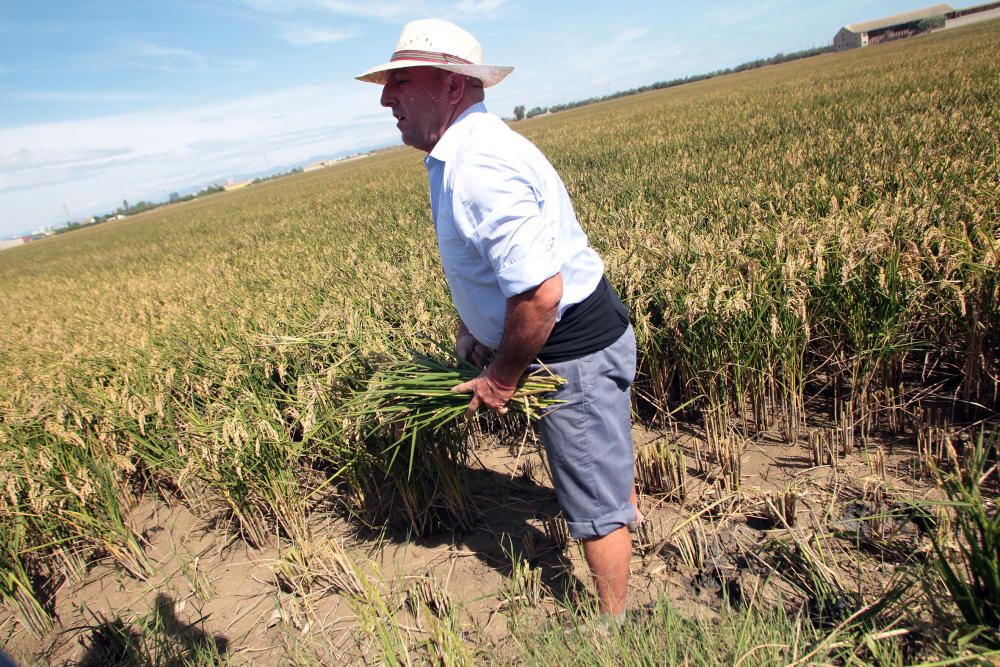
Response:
[0,0,947,237]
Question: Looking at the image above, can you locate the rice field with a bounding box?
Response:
[0,19,998,665]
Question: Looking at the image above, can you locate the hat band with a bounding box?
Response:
[389,49,474,65]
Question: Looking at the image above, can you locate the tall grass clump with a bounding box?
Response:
[926,430,999,646]
[566,21,999,445]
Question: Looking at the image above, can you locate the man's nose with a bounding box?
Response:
[380,85,393,107]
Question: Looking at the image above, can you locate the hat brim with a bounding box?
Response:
[355,61,513,87]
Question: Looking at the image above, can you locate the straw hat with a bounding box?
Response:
[356,19,513,87]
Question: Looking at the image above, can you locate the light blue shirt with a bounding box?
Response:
[425,103,604,349]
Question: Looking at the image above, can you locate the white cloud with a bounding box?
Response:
[480,21,690,119]
[8,90,160,103]
[0,82,400,233]
[231,0,513,54]
[544,25,684,93]
[703,0,791,26]
[611,26,651,45]
[281,24,354,45]
[133,41,203,61]
[454,0,507,17]
[320,0,411,20]
[239,0,412,20]
[125,40,257,74]
[237,0,508,22]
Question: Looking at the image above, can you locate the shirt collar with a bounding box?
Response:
[426,102,487,166]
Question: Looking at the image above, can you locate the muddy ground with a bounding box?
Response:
[1,409,951,665]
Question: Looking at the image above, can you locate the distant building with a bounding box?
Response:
[303,154,373,172]
[335,152,373,164]
[945,1,1000,27]
[834,2,1000,49]
[834,4,953,50]
[303,160,333,173]
[223,179,250,191]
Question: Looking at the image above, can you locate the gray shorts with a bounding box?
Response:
[535,325,637,540]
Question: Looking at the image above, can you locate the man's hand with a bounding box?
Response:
[451,371,516,416]
[452,273,562,417]
[456,330,492,368]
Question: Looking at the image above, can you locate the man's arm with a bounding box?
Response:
[452,272,563,414]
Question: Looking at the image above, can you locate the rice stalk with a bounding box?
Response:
[345,352,565,480]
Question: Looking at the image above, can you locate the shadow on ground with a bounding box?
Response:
[75,593,228,667]
[355,453,592,607]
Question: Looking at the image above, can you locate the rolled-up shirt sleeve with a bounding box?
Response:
[453,153,560,297]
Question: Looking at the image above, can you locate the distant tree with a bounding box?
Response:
[169,192,180,203]
[128,200,157,214]
[54,221,83,235]
[513,105,525,121]
[195,184,224,198]
[917,16,945,32]
[496,45,830,122]
[122,199,130,213]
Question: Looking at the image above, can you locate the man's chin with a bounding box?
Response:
[401,136,429,152]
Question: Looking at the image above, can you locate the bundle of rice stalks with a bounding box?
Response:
[347,352,566,478]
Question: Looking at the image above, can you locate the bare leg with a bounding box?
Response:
[581,526,631,616]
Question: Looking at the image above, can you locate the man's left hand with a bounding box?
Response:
[451,372,516,417]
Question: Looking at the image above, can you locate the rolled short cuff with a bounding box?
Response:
[566,505,636,540]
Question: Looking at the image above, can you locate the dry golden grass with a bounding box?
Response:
[0,19,997,664]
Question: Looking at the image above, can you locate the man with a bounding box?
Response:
[356,18,638,620]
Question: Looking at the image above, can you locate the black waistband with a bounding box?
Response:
[538,275,630,364]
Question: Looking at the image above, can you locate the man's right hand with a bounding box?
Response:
[456,331,492,368]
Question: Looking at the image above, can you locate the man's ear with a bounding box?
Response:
[445,72,467,105]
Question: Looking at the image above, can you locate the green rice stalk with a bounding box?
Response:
[927,430,999,646]
[346,353,565,479]
[0,518,53,638]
